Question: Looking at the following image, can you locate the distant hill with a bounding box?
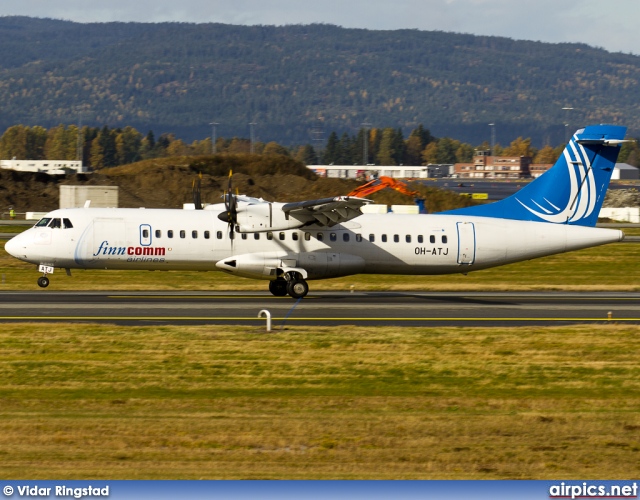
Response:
[1,16,639,146]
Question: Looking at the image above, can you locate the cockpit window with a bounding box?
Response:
[63,218,73,229]
[35,218,51,227]
[48,218,61,229]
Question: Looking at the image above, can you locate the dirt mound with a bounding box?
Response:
[603,188,640,208]
[0,156,474,214]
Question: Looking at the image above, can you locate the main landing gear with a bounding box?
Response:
[269,274,309,299]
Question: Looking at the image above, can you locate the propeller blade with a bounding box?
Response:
[192,172,203,210]
[219,170,237,238]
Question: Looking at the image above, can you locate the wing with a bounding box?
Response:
[281,196,372,227]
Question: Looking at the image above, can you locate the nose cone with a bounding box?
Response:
[4,234,20,258]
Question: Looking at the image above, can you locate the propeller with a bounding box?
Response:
[192,172,203,210]
[217,170,238,237]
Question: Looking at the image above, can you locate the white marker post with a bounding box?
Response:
[258,309,272,332]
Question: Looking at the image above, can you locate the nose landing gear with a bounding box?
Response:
[36,264,55,288]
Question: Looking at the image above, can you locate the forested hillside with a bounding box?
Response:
[1,17,639,146]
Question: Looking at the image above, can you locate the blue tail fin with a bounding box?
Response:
[443,124,627,226]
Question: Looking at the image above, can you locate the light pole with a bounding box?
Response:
[209,122,219,154]
[489,123,496,159]
[562,107,574,144]
[249,122,257,154]
[361,122,371,166]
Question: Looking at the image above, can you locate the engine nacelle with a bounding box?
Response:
[215,251,365,280]
[235,202,304,233]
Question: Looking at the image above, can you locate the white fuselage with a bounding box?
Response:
[5,207,623,281]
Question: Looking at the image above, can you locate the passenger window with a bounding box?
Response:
[406,235,411,243]
[330,233,337,242]
[279,232,285,241]
[393,234,399,243]
[442,235,448,244]
[418,235,423,243]
[430,235,435,244]
[155,229,162,238]
[267,232,273,240]
[356,234,362,242]
[143,229,149,238]
[317,233,324,242]
[63,218,73,229]
[217,231,223,239]
[292,232,299,241]
[369,234,375,242]
[241,233,247,240]
[204,231,210,239]
[192,230,198,239]
[168,230,174,239]
[382,234,387,243]
[180,230,186,239]
[304,232,311,241]
[254,233,260,240]
[343,233,349,242]
[36,218,51,227]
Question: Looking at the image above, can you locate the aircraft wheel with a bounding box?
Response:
[37,276,50,288]
[287,279,309,299]
[268,279,288,297]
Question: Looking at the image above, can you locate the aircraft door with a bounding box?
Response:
[456,222,476,265]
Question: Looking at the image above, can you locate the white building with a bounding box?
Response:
[612,163,639,180]
[60,186,118,209]
[1,159,89,175]
[308,165,432,179]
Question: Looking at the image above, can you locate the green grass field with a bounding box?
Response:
[0,323,638,479]
[1,237,639,479]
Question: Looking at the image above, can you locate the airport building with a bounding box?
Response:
[1,159,89,175]
[453,150,532,179]
[307,164,453,180]
[307,157,638,181]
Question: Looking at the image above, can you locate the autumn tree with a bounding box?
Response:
[0,125,28,159]
[533,145,559,164]
[421,142,438,165]
[45,124,78,160]
[503,137,536,157]
[90,137,104,168]
[294,144,318,165]
[263,141,290,156]
[376,128,398,165]
[405,134,423,165]
[322,132,340,164]
[115,126,142,164]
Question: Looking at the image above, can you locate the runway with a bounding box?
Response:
[0,291,639,327]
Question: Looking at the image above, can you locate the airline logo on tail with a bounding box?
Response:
[516,134,596,224]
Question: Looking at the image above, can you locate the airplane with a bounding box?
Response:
[3,124,629,298]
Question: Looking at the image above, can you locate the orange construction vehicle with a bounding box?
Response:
[347,176,426,213]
